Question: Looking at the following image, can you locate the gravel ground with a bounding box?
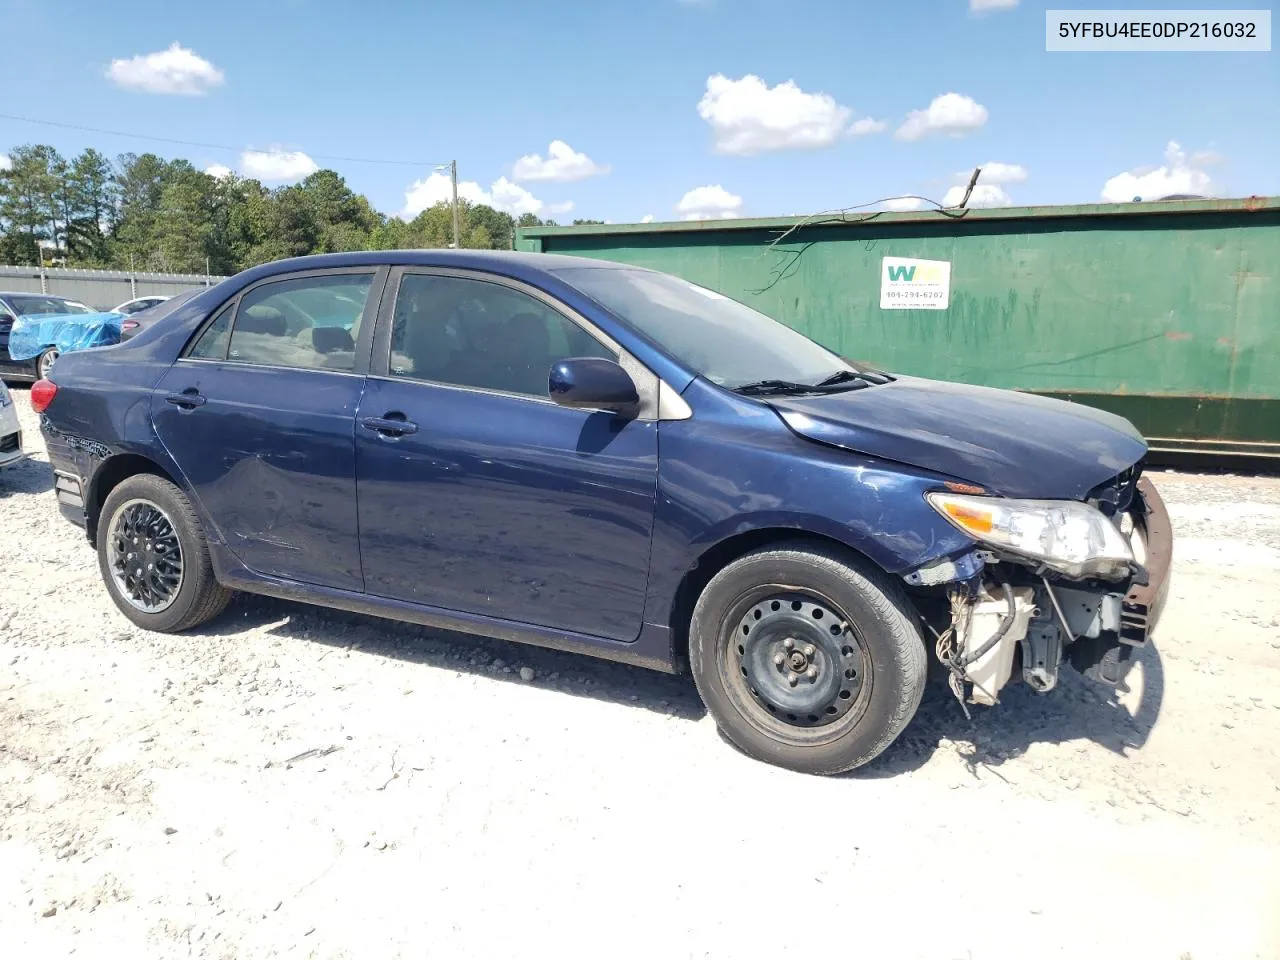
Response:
[2,388,1278,960]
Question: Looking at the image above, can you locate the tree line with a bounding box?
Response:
[0,143,593,276]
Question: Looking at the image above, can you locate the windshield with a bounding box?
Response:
[9,295,95,317]
[559,267,851,389]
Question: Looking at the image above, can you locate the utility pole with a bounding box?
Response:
[450,160,461,250]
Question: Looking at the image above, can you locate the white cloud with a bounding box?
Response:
[960,161,1028,185]
[402,172,488,218]
[640,214,655,223]
[697,73,854,155]
[1190,148,1226,167]
[400,171,561,218]
[489,177,545,216]
[970,0,1018,11]
[883,196,926,211]
[895,93,989,141]
[0,153,10,171]
[240,149,318,182]
[676,184,743,220]
[1101,142,1217,202]
[512,140,609,182]
[546,200,575,216]
[943,183,1012,208]
[205,163,233,180]
[850,118,887,136]
[106,43,225,95]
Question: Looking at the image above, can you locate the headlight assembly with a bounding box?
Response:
[926,492,1134,580]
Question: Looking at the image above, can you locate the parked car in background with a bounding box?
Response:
[119,289,204,341]
[112,295,171,317]
[0,292,112,381]
[0,377,22,470]
[33,250,1171,775]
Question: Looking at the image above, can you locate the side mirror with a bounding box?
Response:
[548,357,639,412]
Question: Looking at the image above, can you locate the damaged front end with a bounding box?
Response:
[904,465,1172,709]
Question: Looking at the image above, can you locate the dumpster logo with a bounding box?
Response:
[880,256,951,311]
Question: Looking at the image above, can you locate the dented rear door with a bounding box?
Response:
[149,267,385,591]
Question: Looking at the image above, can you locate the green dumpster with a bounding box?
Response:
[518,197,1279,459]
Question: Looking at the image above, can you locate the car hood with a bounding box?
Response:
[766,375,1147,500]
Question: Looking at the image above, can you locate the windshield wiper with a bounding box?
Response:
[733,379,821,396]
[815,368,892,387]
[733,377,871,396]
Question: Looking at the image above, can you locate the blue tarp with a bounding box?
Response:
[8,311,124,361]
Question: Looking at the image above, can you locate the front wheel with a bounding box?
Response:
[690,543,927,775]
[97,473,232,632]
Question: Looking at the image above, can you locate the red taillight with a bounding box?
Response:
[122,320,139,331]
[30,379,57,413]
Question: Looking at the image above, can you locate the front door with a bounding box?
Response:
[150,268,385,591]
[355,269,659,642]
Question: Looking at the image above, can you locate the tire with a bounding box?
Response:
[689,542,927,775]
[36,347,58,380]
[97,473,232,633]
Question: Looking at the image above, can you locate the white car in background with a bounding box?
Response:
[0,378,23,470]
[111,295,171,316]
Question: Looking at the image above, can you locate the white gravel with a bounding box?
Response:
[2,388,1278,960]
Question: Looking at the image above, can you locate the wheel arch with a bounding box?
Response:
[666,528,885,673]
[86,453,181,546]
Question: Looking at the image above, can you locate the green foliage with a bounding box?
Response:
[0,142,552,274]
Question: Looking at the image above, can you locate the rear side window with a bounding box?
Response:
[225,273,374,372]
[189,305,234,359]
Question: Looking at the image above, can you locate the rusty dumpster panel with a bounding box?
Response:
[518,199,1279,457]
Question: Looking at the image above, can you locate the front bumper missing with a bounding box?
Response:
[1068,476,1173,685]
[946,474,1175,700]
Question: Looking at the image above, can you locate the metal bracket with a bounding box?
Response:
[1020,604,1062,693]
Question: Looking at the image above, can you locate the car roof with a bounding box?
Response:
[0,291,79,299]
[236,249,639,282]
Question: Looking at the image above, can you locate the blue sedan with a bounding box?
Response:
[33,250,1171,774]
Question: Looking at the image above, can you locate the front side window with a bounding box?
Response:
[388,274,615,397]
[225,273,373,371]
[558,267,851,390]
[9,295,94,317]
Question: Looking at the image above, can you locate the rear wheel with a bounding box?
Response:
[690,543,927,775]
[97,474,231,632]
[36,347,58,380]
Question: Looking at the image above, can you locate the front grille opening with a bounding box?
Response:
[0,432,18,453]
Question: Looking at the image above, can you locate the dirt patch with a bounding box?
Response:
[2,391,1278,959]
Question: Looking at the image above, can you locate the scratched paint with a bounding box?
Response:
[521,200,1280,454]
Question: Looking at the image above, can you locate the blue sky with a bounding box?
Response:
[2,0,1276,222]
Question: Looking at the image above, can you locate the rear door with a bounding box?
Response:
[354,268,660,642]
[150,267,387,591]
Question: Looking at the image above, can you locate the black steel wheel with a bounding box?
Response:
[97,473,232,632]
[729,592,870,731]
[690,542,927,775]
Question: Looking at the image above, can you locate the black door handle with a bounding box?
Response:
[360,414,418,438]
[165,390,206,409]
